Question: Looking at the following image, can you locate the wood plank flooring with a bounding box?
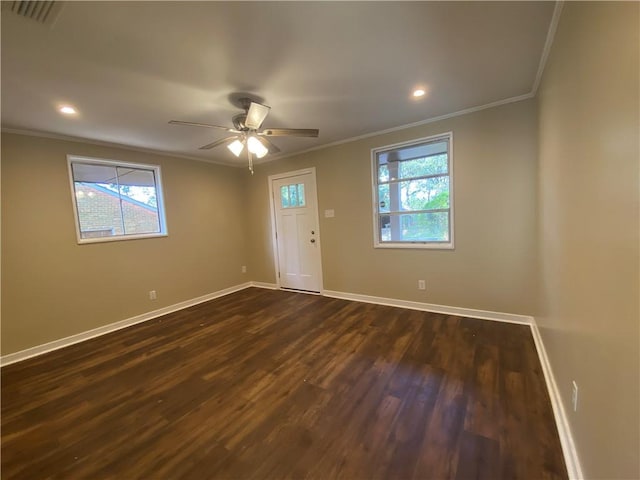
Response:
[1,288,567,479]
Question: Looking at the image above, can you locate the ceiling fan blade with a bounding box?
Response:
[258,136,281,154]
[244,102,271,129]
[260,128,319,137]
[169,120,239,133]
[199,136,239,150]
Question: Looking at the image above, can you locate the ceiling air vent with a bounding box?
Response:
[1,1,63,27]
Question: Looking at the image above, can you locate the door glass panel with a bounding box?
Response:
[280,185,290,207]
[281,183,306,208]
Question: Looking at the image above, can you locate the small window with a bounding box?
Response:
[372,133,453,249]
[68,156,168,244]
[280,183,306,208]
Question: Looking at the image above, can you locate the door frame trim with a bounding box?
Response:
[267,167,324,294]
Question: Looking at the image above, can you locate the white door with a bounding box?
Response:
[270,170,322,292]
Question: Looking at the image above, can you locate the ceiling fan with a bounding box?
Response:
[169,98,319,174]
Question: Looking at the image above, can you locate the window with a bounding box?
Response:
[68,156,168,243]
[280,183,306,208]
[372,133,453,249]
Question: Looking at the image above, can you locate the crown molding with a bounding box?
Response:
[531,1,565,95]
[274,92,535,161]
[0,127,238,168]
[2,3,561,167]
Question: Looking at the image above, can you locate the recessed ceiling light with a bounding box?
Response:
[58,105,77,115]
[412,88,426,98]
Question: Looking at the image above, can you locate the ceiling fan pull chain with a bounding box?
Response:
[248,151,254,175]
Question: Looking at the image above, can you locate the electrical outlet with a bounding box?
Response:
[418,280,426,290]
[571,380,578,412]
[241,266,247,273]
[149,290,157,300]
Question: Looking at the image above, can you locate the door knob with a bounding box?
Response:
[310,238,316,243]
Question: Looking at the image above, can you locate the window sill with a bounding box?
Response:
[77,232,168,245]
[374,241,454,250]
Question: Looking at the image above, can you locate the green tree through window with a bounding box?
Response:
[373,134,453,247]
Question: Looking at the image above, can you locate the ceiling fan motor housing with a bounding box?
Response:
[232,113,249,131]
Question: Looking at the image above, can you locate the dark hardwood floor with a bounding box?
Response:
[1,288,567,479]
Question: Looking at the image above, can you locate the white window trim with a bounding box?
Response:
[371,132,454,250]
[67,155,168,244]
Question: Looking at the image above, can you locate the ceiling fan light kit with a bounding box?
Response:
[170,97,319,175]
[227,138,245,157]
[247,136,268,159]
[227,136,268,160]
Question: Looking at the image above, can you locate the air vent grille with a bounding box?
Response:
[1,1,63,26]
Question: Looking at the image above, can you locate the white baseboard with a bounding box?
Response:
[3,282,529,366]
[323,288,580,478]
[322,289,533,325]
[1,280,581,479]
[0,282,252,367]
[530,319,584,480]
[250,281,278,290]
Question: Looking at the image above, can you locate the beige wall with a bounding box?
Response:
[247,99,538,315]
[537,2,639,478]
[1,133,248,355]
[4,6,638,475]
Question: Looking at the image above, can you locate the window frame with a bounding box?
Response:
[67,155,168,244]
[371,132,454,250]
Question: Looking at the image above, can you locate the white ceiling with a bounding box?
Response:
[1,1,556,166]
